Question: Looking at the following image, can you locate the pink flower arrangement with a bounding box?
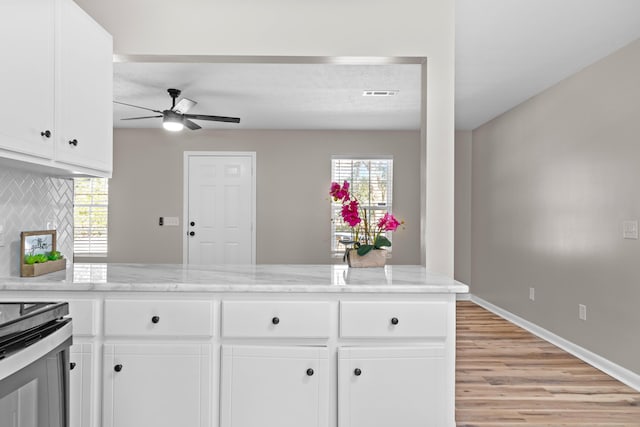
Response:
[330,180,404,256]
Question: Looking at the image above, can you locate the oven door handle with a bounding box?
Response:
[0,321,72,382]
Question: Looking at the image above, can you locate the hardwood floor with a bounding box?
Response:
[456,301,640,426]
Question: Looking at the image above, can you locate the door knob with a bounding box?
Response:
[151,316,160,324]
[189,231,195,236]
[40,130,51,138]
[391,317,399,325]
[69,139,78,146]
[306,368,314,376]
[114,364,123,372]
[354,368,362,376]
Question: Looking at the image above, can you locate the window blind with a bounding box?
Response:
[73,178,108,255]
[331,157,393,253]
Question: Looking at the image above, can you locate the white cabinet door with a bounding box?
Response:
[69,343,94,427]
[221,345,329,427]
[56,0,113,174]
[338,346,447,427]
[103,343,211,427]
[0,0,55,160]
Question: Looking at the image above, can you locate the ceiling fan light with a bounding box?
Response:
[162,114,184,131]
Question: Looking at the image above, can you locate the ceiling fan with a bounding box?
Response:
[114,88,241,131]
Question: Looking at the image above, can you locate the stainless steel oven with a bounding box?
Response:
[0,302,72,427]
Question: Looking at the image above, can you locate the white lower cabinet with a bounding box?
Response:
[220,345,329,427]
[69,343,94,427]
[102,343,212,427]
[338,346,447,427]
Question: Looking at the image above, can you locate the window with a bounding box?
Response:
[331,157,393,253]
[73,178,108,255]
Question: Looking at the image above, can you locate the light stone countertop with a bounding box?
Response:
[0,263,469,294]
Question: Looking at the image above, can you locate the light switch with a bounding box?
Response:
[622,220,638,239]
[159,216,180,226]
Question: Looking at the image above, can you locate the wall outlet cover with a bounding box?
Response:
[579,304,587,321]
[622,220,638,239]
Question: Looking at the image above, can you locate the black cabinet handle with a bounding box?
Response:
[271,316,280,325]
[114,364,123,372]
[189,231,195,236]
[41,130,51,138]
[151,316,160,324]
[391,317,399,325]
[69,139,78,146]
[354,368,362,376]
[306,368,314,376]
[190,221,195,226]
[70,362,76,370]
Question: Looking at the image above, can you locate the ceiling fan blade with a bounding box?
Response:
[184,114,241,124]
[121,115,163,120]
[114,101,163,114]
[183,119,202,130]
[173,98,197,114]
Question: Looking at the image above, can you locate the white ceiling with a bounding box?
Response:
[455,0,640,130]
[113,1,640,132]
[113,62,422,131]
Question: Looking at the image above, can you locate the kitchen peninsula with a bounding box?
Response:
[1,264,468,427]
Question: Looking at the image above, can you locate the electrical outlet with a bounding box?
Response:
[579,304,587,321]
[623,220,638,239]
[529,287,535,301]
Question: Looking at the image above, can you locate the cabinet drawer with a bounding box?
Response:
[104,299,214,337]
[222,301,330,338]
[340,301,448,338]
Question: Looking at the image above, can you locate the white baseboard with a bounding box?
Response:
[456,293,471,301]
[469,294,640,392]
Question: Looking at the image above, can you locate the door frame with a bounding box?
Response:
[182,151,257,264]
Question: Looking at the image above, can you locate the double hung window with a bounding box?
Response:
[330,157,393,254]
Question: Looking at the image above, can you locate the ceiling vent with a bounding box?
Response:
[363,90,399,97]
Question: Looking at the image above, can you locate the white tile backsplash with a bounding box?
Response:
[0,166,73,276]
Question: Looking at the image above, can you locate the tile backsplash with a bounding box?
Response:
[0,166,73,276]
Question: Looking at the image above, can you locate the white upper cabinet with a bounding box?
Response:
[56,0,113,174]
[0,0,55,160]
[0,0,113,177]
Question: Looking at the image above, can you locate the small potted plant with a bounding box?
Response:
[20,230,66,277]
[330,180,403,267]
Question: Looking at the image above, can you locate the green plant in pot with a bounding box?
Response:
[24,251,63,265]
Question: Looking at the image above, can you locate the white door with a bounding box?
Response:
[220,345,329,427]
[338,346,447,427]
[185,153,255,264]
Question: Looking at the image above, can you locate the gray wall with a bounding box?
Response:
[0,166,73,276]
[471,39,640,374]
[102,129,421,265]
[454,130,472,285]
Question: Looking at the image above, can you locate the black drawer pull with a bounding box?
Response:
[151,316,160,324]
[70,362,76,370]
[391,317,399,325]
[354,368,362,376]
[306,368,314,376]
[69,139,78,146]
[114,364,123,372]
[41,130,51,138]
[271,317,280,325]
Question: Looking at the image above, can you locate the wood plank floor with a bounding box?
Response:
[456,301,640,426]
